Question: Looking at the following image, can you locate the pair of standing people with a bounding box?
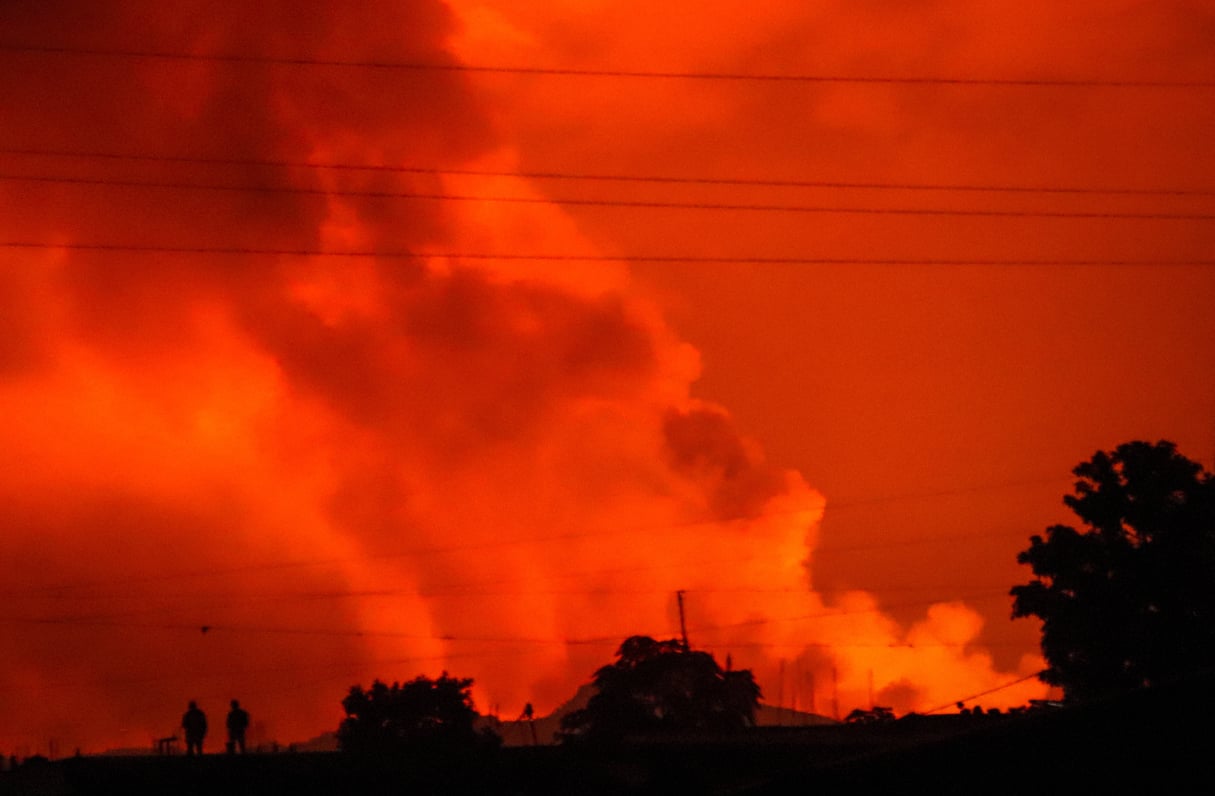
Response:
[181,699,250,755]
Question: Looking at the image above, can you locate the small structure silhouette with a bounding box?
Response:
[844,706,896,724]
[226,699,250,754]
[181,701,207,756]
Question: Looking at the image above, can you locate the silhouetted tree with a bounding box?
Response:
[560,636,761,741]
[1012,441,1215,702]
[338,673,494,753]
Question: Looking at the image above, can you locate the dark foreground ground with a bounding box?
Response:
[4,679,1214,795]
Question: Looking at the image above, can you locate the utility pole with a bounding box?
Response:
[832,666,840,721]
[793,659,801,715]
[777,659,786,712]
[676,590,690,651]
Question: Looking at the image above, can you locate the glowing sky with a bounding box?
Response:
[1,1,1213,753]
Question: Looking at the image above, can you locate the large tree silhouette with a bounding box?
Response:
[560,636,761,741]
[1012,441,1215,702]
[338,673,492,753]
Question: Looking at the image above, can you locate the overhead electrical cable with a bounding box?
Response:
[3,548,821,598]
[0,472,1070,594]
[0,526,1041,601]
[5,146,1213,196]
[687,591,1013,634]
[1,590,1014,641]
[5,526,1031,603]
[7,582,1017,605]
[0,643,1043,699]
[0,615,615,644]
[3,172,1213,220]
[0,651,534,695]
[2,43,1213,88]
[924,670,1048,713]
[0,473,1088,598]
[2,242,1212,267]
[4,580,1016,621]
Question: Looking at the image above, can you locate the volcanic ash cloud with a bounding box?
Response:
[0,1,1044,751]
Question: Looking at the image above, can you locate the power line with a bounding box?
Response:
[3,522,1029,602]
[2,242,1212,267]
[1,578,1016,624]
[0,525,1033,601]
[0,472,1079,599]
[0,615,624,644]
[2,588,1017,639]
[6,146,1213,197]
[0,471,1114,601]
[0,642,1042,700]
[1,550,767,597]
[1,590,1014,644]
[0,499,828,595]
[822,476,1067,508]
[814,529,1027,557]
[705,639,1031,651]
[0,650,531,695]
[0,473,1064,597]
[3,43,1213,88]
[924,670,1047,714]
[688,591,1012,634]
[0,520,1030,600]
[5,173,1215,220]
[6,583,1015,605]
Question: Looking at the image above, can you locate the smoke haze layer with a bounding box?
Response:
[0,1,1077,753]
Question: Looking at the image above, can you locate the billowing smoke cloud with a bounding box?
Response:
[0,1,1048,754]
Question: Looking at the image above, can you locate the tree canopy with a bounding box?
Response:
[559,635,761,741]
[337,673,491,753]
[1011,440,1215,702]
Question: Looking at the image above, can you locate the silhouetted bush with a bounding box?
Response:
[337,673,499,754]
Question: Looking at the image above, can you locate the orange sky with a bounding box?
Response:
[1,1,1213,754]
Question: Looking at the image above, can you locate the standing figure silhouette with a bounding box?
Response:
[226,700,250,754]
[181,701,207,756]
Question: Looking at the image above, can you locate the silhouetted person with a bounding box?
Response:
[226,699,250,754]
[182,701,207,755]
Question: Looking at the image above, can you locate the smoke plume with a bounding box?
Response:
[0,1,1048,753]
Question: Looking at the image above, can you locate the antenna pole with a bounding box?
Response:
[677,590,690,651]
[832,666,840,721]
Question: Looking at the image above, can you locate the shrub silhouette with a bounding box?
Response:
[338,673,494,753]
